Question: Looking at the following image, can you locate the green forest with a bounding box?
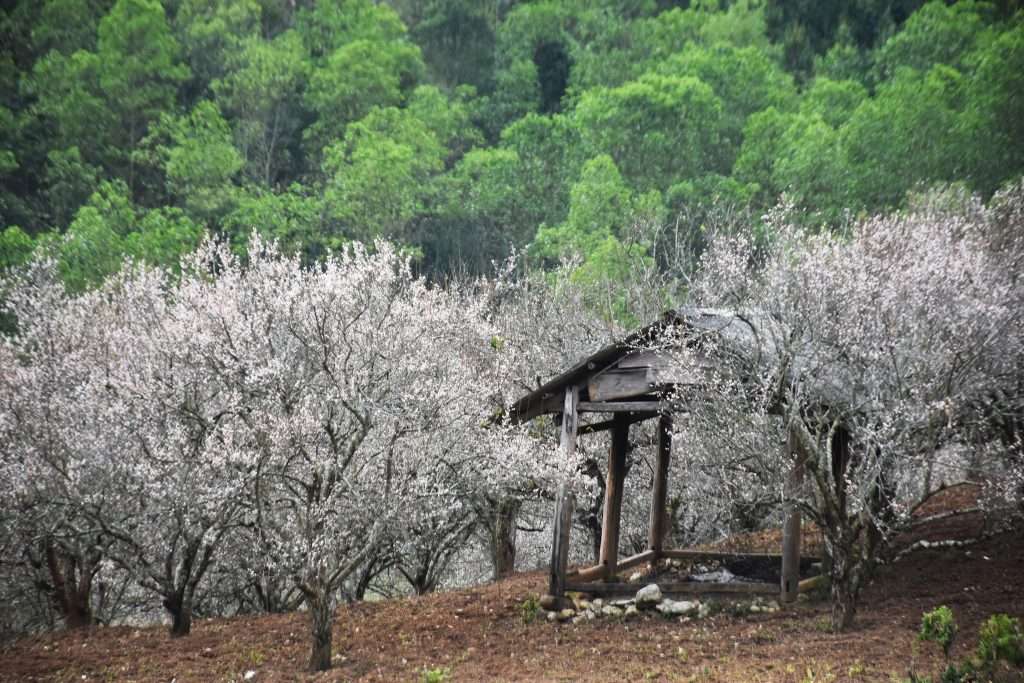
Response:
[1,0,1022,290]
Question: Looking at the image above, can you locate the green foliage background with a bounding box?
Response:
[2,0,1022,287]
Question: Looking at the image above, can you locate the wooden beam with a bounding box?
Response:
[781,425,806,604]
[648,415,672,557]
[662,549,820,563]
[566,564,610,582]
[599,416,629,579]
[565,581,778,597]
[548,386,579,609]
[798,574,828,593]
[569,550,658,581]
[578,401,670,414]
[578,418,617,435]
[578,411,658,435]
[614,549,657,573]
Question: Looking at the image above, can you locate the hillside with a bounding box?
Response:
[2,487,1021,682]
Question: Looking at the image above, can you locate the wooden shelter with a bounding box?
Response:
[509,309,812,610]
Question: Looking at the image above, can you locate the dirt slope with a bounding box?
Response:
[2,485,1021,682]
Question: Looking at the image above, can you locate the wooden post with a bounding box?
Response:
[781,424,806,603]
[648,414,672,558]
[599,415,629,579]
[547,386,579,609]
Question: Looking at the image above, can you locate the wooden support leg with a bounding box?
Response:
[781,424,806,604]
[648,415,672,559]
[599,416,629,580]
[780,505,801,603]
[549,483,574,608]
[546,386,579,610]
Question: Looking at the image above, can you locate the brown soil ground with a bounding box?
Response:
[2,484,1021,683]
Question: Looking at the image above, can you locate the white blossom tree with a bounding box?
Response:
[675,187,1024,630]
[1,259,257,637]
[0,262,131,631]
[197,239,567,671]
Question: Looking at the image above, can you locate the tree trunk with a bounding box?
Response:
[490,498,520,580]
[163,591,193,637]
[829,570,857,631]
[307,589,335,672]
[411,576,436,596]
[826,531,860,631]
[44,542,94,629]
[63,594,93,629]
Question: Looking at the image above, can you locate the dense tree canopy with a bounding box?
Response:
[1,0,1021,279]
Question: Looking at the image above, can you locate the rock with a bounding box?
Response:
[569,592,589,610]
[572,615,584,625]
[636,584,663,608]
[601,605,624,618]
[690,568,736,583]
[629,571,643,583]
[766,600,780,612]
[547,611,558,622]
[697,603,711,619]
[592,598,604,610]
[244,672,256,681]
[584,609,596,621]
[657,599,698,616]
[750,604,762,613]
[557,608,575,622]
[624,605,640,620]
[610,598,634,607]
[800,575,829,592]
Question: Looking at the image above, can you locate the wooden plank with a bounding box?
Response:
[616,349,704,386]
[616,349,668,369]
[599,417,629,578]
[780,425,806,604]
[649,415,672,556]
[578,401,669,413]
[548,386,579,608]
[510,391,566,424]
[587,368,655,402]
[566,581,779,596]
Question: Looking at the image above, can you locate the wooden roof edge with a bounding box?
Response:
[506,307,756,425]
[507,309,691,424]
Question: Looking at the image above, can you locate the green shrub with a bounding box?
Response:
[938,663,968,683]
[911,608,1024,683]
[976,613,1024,667]
[920,606,958,659]
[519,594,541,624]
[420,666,451,683]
